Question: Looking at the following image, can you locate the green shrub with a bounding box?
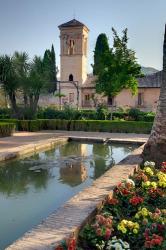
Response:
[40,119,152,134]
[80,110,97,120]
[0,122,15,137]
[70,120,152,134]
[18,120,39,132]
[29,120,40,132]
[0,118,153,134]
[38,119,70,130]
[128,108,142,121]
[143,113,155,122]
[0,108,12,119]
[96,104,109,120]
[0,119,19,130]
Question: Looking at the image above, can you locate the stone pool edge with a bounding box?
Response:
[6,142,144,250]
[0,137,68,162]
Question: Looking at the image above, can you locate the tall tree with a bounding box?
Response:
[92,33,109,75]
[143,25,166,165]
[43,45,57,92]
[0,55,18,114]
[95,28,142,118]
[13,51,29,108]
[27,56,47,114]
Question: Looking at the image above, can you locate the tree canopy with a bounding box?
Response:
[93,33,109,75]
[94,28,142,99]
[0,45,57,119]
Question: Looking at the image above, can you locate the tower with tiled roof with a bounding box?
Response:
[58,19,89,85]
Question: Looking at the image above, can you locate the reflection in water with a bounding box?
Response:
[0,160,50,196]
[59,142,87,157]
[92,144,115,179]
[0,142,136,249]
[59,162,87,186]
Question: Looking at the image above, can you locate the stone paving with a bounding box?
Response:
[0,130,148,250]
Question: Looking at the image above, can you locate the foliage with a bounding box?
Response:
[79,161,166,249]
[0,108,12,119]
[0,55,18,114]
[36,107,155,122]
[128,109,155,122]
[96,104,109,120]
[0,46,57,119]
[3,118,152,133]
[0,122,15,137]
[128,108,142,121]
[92,33,110,75]
[43,44,57,93]
[95,28,142,100]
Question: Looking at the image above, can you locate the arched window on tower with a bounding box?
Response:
[69,40,75,55]
[69,74,74,81]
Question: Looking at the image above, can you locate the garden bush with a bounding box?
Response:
[0,122,15,137]
[0,108,12,119]
[0,118,152,134]
[18,120,40,132]
[0,119,19,130]
[71,120,152,134]
[36,106,155,122]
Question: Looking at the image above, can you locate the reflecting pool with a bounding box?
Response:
[0,141,136,249]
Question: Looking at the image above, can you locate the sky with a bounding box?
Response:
[0,0,166,72]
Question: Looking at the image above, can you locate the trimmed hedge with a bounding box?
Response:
[70,120,153,134]
[38,119,152,134]
[18,120,39,132]
[0,122,15,137]
[0,119,153,134]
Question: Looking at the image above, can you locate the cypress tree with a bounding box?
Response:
[50,44,57,91]
[43,45,57,92]
[93,33,109,75]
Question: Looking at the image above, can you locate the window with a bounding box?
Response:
[108,96,113,106]
[85,94,90,101]
[138,93,143,106]
[69,74,73,81]
[69,39,75,55]
[69,93,74,103]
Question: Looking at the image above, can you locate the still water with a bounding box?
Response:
[0,141,136,249]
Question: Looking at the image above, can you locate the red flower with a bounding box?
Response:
[144,232,164,248]
[67,238,76,250]
[129,196,144,206]
[55,246,64,250]
[121,188,131,195]
[105,228,111,240]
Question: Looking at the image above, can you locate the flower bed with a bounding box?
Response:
[56,161,166,250]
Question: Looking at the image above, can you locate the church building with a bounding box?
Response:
[39,19,161,111]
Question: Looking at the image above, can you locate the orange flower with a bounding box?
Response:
[107,197,119,205]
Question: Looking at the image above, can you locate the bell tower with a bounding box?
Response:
[58,19,89,85]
